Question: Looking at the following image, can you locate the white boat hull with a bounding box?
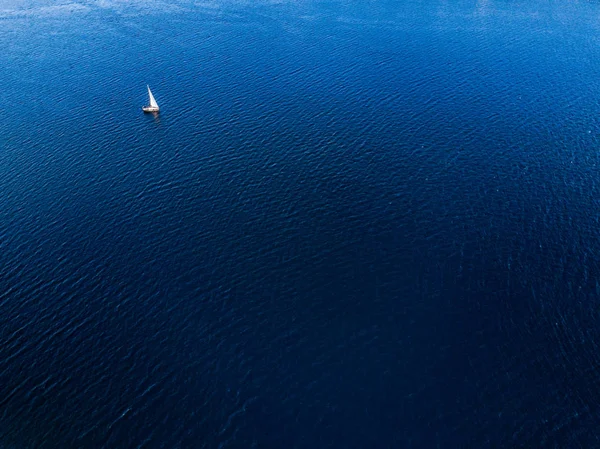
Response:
[142,106,160,113]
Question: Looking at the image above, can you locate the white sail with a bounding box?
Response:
[147,85,159,108]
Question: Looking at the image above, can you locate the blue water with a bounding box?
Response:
[2,0,600,447]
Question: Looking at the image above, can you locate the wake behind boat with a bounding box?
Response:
[142,85,160,113]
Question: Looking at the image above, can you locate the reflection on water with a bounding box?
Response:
[148,111,161,126]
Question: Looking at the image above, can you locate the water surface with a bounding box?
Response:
[2,0,600,447]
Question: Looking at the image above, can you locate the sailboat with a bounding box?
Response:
[142,85,160,113]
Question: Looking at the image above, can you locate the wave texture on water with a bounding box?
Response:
[2,0,600,447]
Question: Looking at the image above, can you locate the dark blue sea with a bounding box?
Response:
[2,0,600,447]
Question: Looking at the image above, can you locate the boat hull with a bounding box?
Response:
[142,106,160,113]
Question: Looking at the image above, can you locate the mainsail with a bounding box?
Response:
[147,85,159,109]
